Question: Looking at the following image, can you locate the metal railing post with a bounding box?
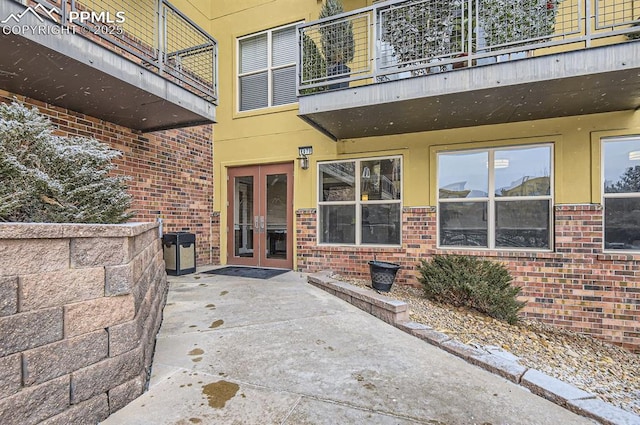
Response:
[157,0,164,73]
[467,0,473,67]
[585,0,592,48]
[371,5,377,81]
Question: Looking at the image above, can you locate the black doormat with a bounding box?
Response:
[201,266,289,280]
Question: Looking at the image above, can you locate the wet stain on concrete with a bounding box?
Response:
[202,380,239,409]
[220,290,228,296]
[189,325,197,328]
[189,348,204,356]
[192,357,203,362]
[325,346,335,351]
[199,283,206,287]
[188,418,202,424]
[209,319,224,329]
[205,304,216,309]
[363,382,376,391]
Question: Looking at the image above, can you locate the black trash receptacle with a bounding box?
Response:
[163,232,196,276]
[368,260,400,292]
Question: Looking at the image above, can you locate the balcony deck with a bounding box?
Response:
[0,0,217,132]
[297,0,640,140]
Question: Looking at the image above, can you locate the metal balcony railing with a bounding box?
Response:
[297,0,640,94]
[21,0,217,103]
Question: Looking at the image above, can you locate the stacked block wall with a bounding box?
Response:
[296,205,640,352]
[0,222,168,424]
[0,90,215,266]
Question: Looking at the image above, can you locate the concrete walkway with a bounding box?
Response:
[103,269,597,425]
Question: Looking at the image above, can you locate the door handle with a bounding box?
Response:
[260,216,265,233]
[254,216,259,232]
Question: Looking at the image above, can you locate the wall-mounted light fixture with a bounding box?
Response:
[298,146,313,170]
[629,151,640,161]
[298,153,309,170]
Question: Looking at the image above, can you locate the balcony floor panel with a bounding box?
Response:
[298,43,640,140]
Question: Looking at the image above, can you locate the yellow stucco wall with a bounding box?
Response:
[169,0,640,265]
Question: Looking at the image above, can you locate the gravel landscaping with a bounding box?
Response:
[335,275,640,417]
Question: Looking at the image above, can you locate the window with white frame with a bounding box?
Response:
[437,145,552,249]
[238,24,298,111]
[603,136,640,251]
[318,157,402,245]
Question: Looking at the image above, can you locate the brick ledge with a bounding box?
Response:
[307,272,408,325]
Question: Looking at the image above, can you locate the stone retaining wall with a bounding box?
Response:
[0,222,168,424]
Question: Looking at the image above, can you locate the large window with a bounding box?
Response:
[238,24,298,111]
[603,137,640,251]
[438,145,552,249]
[318,157,402,245]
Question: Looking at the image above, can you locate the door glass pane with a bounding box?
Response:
[495,199,549,248]
[266,173,287,259]
[234,176,254,258]
[438,151,488,198]
[439,202,488,247]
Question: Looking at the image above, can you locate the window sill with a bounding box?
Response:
[435,247,558,260]
[233,102,298,119]
[315,244,403,251]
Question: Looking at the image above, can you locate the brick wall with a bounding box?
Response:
[0,90,215,266]
[296,205,640,352]
[0,222,168,424]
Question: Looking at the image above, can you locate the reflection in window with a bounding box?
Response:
[320,205,355,244]
[438,145,552,249]
[320,162,355,202]
[495,146,551,197]
[495,200,549,248]
[439,202,488,247]
[319,157,402,245]
[603,137,640,250]
[438,151,488,198]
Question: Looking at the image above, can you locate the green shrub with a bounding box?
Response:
[0,101,133,223]
[417,255,525,324]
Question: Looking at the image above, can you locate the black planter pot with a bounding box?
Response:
[368,260,400,292]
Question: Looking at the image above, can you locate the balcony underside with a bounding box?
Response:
[298,43,640,140]
[0,3,214,133]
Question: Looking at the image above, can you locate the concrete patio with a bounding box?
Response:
[102,269,597,424]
